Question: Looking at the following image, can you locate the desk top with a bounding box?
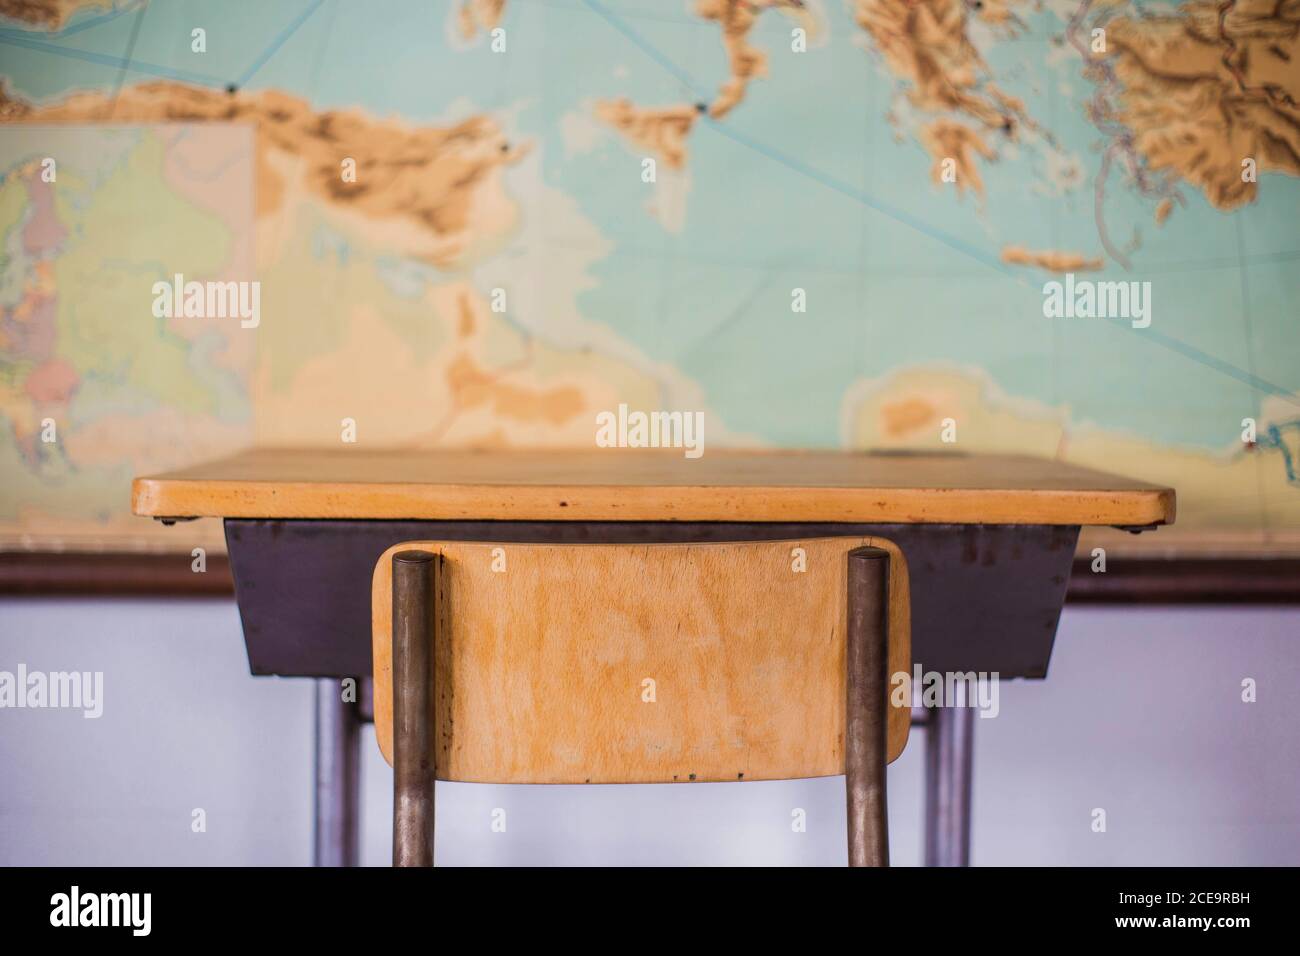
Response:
[131,447,1174,526]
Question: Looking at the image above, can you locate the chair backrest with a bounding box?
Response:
[371,537,910,784]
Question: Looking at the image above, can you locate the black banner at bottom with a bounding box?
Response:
[0,865,1278,941]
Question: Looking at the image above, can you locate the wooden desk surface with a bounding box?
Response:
[131,447,1175,526]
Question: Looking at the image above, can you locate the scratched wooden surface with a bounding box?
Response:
[371,538,911,784]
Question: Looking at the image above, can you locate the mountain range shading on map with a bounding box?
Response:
[1,0,1297,553]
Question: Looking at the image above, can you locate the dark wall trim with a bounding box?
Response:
[0,551,232,596]
[1065,558,1300,604]
[1,552,1296,604]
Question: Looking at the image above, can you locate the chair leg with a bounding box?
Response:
[312,678,361,866]
[392,550,437,867]
[924,701,974,866]
[846,547,890,867]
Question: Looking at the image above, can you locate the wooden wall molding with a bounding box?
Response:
[0,551,232,596]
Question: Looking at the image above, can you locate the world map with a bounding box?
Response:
[1,0,1297,555]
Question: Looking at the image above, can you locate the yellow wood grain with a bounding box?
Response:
[132,447,1175,526]
[371,538,911,784]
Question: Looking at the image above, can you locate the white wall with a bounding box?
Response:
[1,598,1297,865]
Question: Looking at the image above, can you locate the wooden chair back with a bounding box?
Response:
[371,537,910,784]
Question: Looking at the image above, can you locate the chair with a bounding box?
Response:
[370,537,910,866]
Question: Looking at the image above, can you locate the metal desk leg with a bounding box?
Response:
[923,701,974,867]
[313,677,361,867]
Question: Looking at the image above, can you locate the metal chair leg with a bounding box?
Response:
[924,701,974,867]
[312,678,360,867]
[846,547,890,867]
[392,550,437,867]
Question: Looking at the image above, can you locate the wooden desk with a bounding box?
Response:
[132,447,1174,866]
[133,446,1172,525]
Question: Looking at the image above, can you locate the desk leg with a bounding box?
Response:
[313,678,361,867]
[923,702,974,867]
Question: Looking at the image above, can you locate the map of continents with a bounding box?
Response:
[1,0,1297,554]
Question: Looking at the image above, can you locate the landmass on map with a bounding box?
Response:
[456,0,506,40]
[1090,0,1300,220]
[1001,245,1105,273]
[853,0,1047,202]
[0,125,254,551]
[0,81,529,269]
[0,83,636,427]
[0,0,109,29]
[593,99,699,170]
[594,0,822,167]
